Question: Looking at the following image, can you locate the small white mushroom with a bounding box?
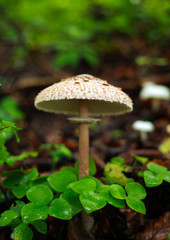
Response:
[139,82,170,111]
[132,120,154,142]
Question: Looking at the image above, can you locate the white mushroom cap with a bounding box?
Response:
[132,120,154,132]
[140,82,170,101]
[34,74,133,116]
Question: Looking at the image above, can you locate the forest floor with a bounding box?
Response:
[0,37,170,239]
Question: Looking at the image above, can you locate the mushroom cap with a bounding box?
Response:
[140,82,170,101]
[34,74,133,116]
[132,120,154,132]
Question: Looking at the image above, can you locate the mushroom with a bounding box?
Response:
[34,74,133,178]
[139,82,170,112]
[166,124,170,135]
[132,120,154,142]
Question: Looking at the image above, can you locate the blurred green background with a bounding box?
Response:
[0,0,170,69]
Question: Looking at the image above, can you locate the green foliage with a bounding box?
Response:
[0,121,37,167]
[159,138,170,157]
[80,191,106,213]
[2,168,39,199]
[135,56,168,67]
[68,179,96,194]
[0,210,19,227]
[22,203,48,223]
[103,157,134,186]
[111,129,125,138]
[47,171,77,192]
[0,120,21,143]
[60,189,83,216]
[0,122,149,239]
[133,154,149,164]
[39,143,72,166]
[110,182,146,214]
[143,162,170,187]
[12,223,33,240]
[0,0,170,68]
[26,185,53,206]
[31,220,47,234]
[0,97,25,122]
[48,198,72,220]
[0,157,148,240]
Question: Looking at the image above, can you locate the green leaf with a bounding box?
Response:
[21,203,48,223]
[163,171,170,183]
[26,185,53,206]
[53,51,79,68]
[110,157,125,166]
[12,184,29,199]
[110,184,126,199]
[48,171,77,192]
[0,132,6,146]
[1,169,24,176]
[126,197,146,214]
[60,188,83,216]
[100,188,125,208]
[60,166,77,175]
[159,138,170,155]
[20,168,38,184]
[7,152,38,166]
[144,170,163,187]
[2,169,38,189]
[133,155,148,164]
[10,201,25,215]
[125,182,146,199]
[31,175,49,187]
[80,191,107,213]
[13,223,33,240]
[58,144,72,158]
[2,120,21,142]
[82,176,104,192]
[31,220,47,234]
[48,198,72,220]
[67,179,96,193]
[0,210,19,227]
[147,162,167,174]
[89,156,96,176]
[2,175,23,188]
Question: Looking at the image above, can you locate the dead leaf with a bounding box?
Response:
[135,212,170,240]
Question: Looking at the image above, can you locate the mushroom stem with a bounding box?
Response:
[152,99,161,112]
[79,100,89,178]
[140,131,148,142]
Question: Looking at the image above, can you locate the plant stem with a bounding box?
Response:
[79,100,89,178]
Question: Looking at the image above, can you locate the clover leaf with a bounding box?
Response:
[0,210,19,227]
[80,191,106,213]
[26,185,53,206]
[48,198,72,220]
[144,162,170,187]
[67,179,96,193]
[48,171,77,192]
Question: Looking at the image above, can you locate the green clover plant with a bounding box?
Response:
[0,157,147,240]
[0,122,152,240]
[143,162,170,187]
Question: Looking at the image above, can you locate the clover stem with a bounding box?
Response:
[79,100,89,178]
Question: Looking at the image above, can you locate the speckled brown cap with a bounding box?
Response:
[34,74,133,116]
